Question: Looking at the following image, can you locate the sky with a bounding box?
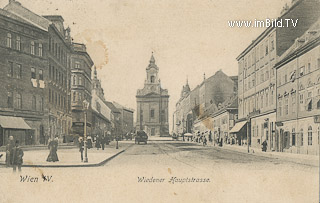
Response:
[0,0,291,130]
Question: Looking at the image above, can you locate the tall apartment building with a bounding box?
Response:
[275,20,320,155]
[70,43,94,140]
[236,0,320,150]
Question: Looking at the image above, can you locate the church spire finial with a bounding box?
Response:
[186,75,188,85]
[150,52,155,64]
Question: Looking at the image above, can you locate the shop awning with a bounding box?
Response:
[229,121,247,133]
[0,116,32,130]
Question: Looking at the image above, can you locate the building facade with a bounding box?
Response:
[0,0,94,146]
[236,0,320,150]
[90,67,112,139]
[136,54,169,136]
[70,43,94,140]
[113,102,134,136]
[275,20,320,155]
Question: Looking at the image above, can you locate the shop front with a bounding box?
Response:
[0,115,32,146]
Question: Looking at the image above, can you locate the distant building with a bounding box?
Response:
[90,67,112,138]
[113,102,134,136]
[136,53,169,136]
[175,70,238,138]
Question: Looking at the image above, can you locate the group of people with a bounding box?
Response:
[5,136,24,172]
[78,135,110,162]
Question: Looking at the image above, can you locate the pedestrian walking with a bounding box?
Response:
[79,137,84,162]
[100,136,105,150]
[12,140,24,172]
[203,137,207,146]
[95,135,101,150]
[46,137,59,162]
[87,136,92,149]
[5,136,14,167]
[262,140,267,152]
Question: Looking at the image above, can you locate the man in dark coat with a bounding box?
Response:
[79,137,84,162]
[12,140,24,172]
[95,135,101,150]
[262,140,267,152]
[101,136,105,150]
[6,136,14,167]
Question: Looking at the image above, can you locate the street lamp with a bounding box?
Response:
[83,99,90,163]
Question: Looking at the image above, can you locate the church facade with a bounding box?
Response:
[136,54,169,136]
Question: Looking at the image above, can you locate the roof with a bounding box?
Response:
[0,116,31,130]
[4,1,51,31]
[104,101,120,113]
[276,19,320,68]
[236,0,306,60]
[0,8,36,28]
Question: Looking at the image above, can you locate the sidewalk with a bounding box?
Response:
[192,141,319,167]
[0,141,133,167]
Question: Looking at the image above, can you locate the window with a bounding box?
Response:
[271,40,274,51]
[75,63,80,69]
[300,129,304,146]
[292,93,296,113]
[266,70,269,80]
[285,97,288,115]
[73,75,76,85]
[265,41,269,56]
[278,99,282,116]
[151,76,155,83]
[73,92,76,102]
[300,66,305,76]
[32,95,36,110]
[16,36,21,51]
[299,94,304,111]
[270,91,274,105]
[8,61,13,77]
[292,128,296,146]
[265,93,269,107]
[31,67,36,79]
[317,100,320,109]
[6,33,12,48]
[261,94,264,108]
[308,126,312,145]
[150,109,155,118]
[39,69,43,80]
[49,89,51,103]
[260,44,263,59]
[31,41,35,55]
[78,92,82,102]
[17,64,22,79]
[78,76,82,86]
[7,92,13,108]
[38,43,43,57]
[16,93,22,109]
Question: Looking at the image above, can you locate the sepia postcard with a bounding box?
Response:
[0,0,319,202]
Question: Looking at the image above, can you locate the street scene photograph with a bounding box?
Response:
[0,0,319,202]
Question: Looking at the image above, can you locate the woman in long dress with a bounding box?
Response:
[46,138,59,162]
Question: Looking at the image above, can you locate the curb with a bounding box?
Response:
[185,141,319,167]
[0,144,133,168]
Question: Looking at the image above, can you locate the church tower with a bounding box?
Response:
[136,53,169,136]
